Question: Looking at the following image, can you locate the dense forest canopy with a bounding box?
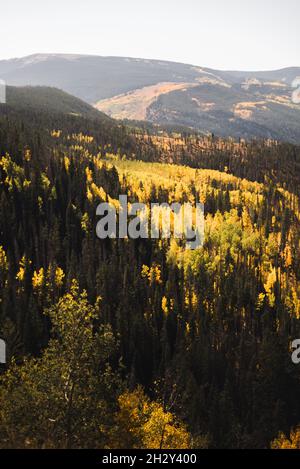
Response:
[0,100,300,449]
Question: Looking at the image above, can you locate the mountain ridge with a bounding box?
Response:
[1,85,111,121]
[1,54,300,142]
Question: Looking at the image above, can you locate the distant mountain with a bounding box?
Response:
[0,54,212,103]
[1,54,300,142]
[143,80,300,142]
[4,85,110,121]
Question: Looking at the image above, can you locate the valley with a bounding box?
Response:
[0,89,300,448]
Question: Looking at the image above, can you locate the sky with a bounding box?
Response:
[0,0,299,70]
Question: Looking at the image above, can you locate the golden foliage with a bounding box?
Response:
[271,427,300,449]
[111,387,191,449]
[141,264,162,285]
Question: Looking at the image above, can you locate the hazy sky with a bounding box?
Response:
[0,0,299,70]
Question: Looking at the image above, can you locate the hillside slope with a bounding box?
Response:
[0,106,300,448]
[4,85,111,121]
[1,54,300,141]
[0,54,216,102]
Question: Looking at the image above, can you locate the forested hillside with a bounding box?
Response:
[0,102,300,448]
[5,85,111,121]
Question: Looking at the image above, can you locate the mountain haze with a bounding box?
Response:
[1,54,300,142]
